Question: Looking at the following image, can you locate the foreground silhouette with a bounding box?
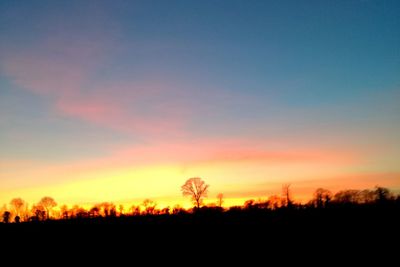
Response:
[1,187,398,223]
[1,187,399,260]
[1,185,399,254]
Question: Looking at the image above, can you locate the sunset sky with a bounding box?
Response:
[0,0,399,209]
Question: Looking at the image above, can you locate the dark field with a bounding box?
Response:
[2,205,399,251]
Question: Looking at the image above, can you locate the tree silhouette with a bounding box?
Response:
[142,199,157,215]
[60,205,69,219]
[282,184,292,207]
[130,205,141,216]
[98,202,114,217]
[161,207,170,215]
[172,205,185,215]
[268,195,281,209]
[75,207,89,219]
[181,177,209,209]
[90,206,100,218]
[217,193,224,207]
[10,198,25,218]
[0,184,398,228]
[3,211,11,223]
[313,188,332,208]
[38,197,57,219]
[374,186,391,204]
[334,190,360,204]
[31,204,46,221]
[70,205,81,218]
[244,199,255,210]
[110,204,117,217]
[359,189,375,203]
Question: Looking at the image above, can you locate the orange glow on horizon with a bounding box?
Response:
[1,151,399,210]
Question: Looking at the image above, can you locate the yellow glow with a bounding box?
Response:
[1,155,399,211]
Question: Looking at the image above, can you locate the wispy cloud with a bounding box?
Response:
[1,36,196,137]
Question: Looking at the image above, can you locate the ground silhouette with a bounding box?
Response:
[1,185,399,258]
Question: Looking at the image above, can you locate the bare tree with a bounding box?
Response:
[217,193,224,207]
[282,184,292,207]
[10,198,25,218]
[181,177,209,209]
[38,197,57,219]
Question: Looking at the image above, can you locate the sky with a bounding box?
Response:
[0,0,399,208]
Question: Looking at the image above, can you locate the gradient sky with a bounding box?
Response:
[1,0,399,208]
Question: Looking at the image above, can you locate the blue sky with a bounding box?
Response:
[0,1,399,205]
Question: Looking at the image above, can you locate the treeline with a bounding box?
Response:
[1,185,399,224]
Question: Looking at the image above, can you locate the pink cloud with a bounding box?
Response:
[67,137,357,170]
[206,148,352,164]
[1,32,253,140]
[1,137,356,176]
[0,135,364,195]
[52,82,190,136]
[56,97,120,125]
[1,39,191,137]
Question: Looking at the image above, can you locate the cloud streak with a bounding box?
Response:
[1,36,198,137]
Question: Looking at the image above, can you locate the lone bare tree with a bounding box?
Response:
[39,196,57,219]
[282,184,292,207]
[181,177,209,209]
